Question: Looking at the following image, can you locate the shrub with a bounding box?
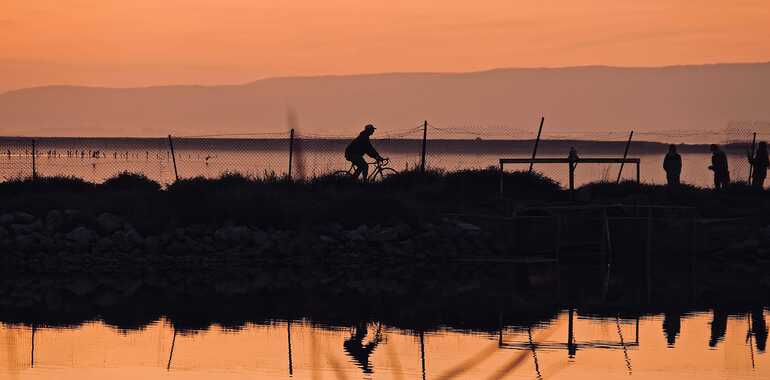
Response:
[102,172,161,192]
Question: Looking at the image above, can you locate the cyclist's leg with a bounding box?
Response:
[351,156,368,179]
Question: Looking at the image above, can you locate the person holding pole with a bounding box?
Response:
[663,144,682,186]
[748,141,769,189]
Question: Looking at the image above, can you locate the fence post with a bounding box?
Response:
[167,135,179,182]
[420,120,428,173]
[616,131,633,183]
[288,128,295,179]
[528,117,544,173]
[31,139,37,180]
[749,132,757,183]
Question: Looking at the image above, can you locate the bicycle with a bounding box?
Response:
[334,157,398,181]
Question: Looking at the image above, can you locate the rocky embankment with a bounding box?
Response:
[1,210,530,308]
[0,210,501,266]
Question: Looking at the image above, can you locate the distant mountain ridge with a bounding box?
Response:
[1,63,769,140]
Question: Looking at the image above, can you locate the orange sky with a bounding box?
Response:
[1,0,769,93]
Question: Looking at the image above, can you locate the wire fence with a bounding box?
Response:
[1,121,769,187]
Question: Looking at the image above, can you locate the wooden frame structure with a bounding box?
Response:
[499,157,641,193]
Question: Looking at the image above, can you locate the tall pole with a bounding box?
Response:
[31,139,37,180]
[167,135,179,182]
[420,120,428,173]
[616,131,634,183]
[288,128,295,179]
[529,117,545,173]
[749,132,757,183]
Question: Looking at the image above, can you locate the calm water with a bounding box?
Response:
[1,310,768,380]
[0,138,755,187]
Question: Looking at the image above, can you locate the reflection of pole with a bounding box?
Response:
[748,316,756,369]
[528,327,543,380]
[419,331,427,380]
[167,327,177,371]
[616,317,632,375]
[567,308,576,358]
[635,317,640,344]
[529,117,545,173]
[287,321,294,376]
[31,323,36,368]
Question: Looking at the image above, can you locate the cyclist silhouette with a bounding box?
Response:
[345,124,384,180]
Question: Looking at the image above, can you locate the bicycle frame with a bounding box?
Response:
[345,158,391,181]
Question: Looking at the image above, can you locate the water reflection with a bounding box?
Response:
[1,309,768,379]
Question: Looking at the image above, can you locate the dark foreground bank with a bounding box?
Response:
[1,169,770,324]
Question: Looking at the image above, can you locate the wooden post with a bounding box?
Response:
[636,162,640,183]
[749,132,757,183]
[568,161,576,198]
[167,135,179,182]
[420,120,428,173]
[499,160,504,194]
[616,131,634,183]
[288,128,295,179]
[528,117,544,173]
[31,139,37,180]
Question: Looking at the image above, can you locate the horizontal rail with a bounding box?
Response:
[500,157,640,164]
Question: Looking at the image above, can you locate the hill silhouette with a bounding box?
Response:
[0,63,769,138]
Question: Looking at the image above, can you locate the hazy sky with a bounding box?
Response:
[1,0,769,92]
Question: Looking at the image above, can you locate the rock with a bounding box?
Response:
[13,212,36,224]
[66,277,96,296]
[252,228,269,245]
[45,210,65,232]
[214,226,252,244]
[371,224,412,242]
[15,235,37,252]
[94,237,114,252]
[66,227,98,249]
[95,213,123,235]
[144,236,163,253]
[0,214,14,226]
[11,221,43,235]
[124,229,144,248]
[453,221,482,233]
[345,225,369,242]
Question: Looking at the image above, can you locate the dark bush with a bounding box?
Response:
[102,172,161,192]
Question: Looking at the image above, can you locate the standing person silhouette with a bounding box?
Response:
[663,144,682,186]
[345,124,385,180]
[748,141,769,189]
[708,144,730,189]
